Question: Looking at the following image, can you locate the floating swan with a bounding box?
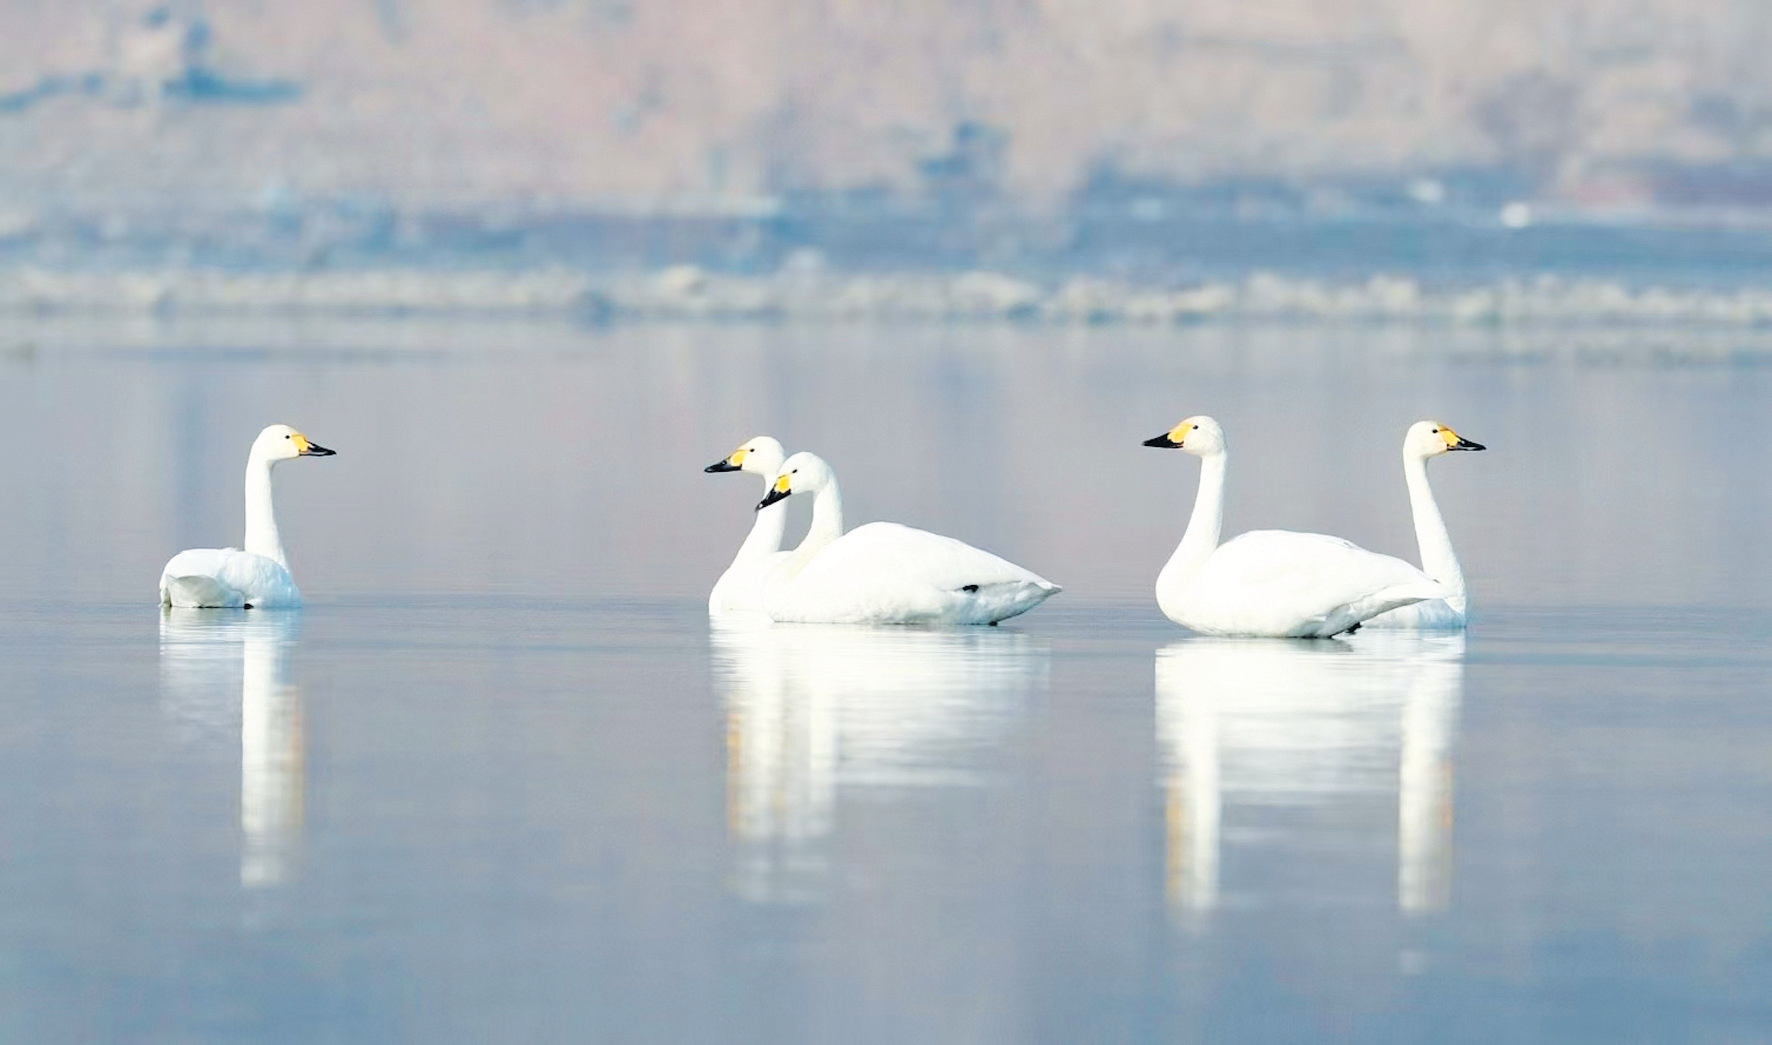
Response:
[1143,415,1443,637]
[705,436,790,614]
[755,452,1060,625]
[158,424,335,609]
[1363,421,1485,629]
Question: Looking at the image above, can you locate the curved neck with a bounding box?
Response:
[243,456,287,568]
[779,477,845,580]
[734,472,788,561]
[1162,452,1226,586]
[1404,454,1463,605]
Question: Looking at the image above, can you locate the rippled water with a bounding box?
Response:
[2,318,1769,1042]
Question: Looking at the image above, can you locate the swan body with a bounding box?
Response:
[1145,416,1444,638]
[158,424,335,609]
[756,452,1060,625]
[705,436,790,614]
[1363,421,1484,630]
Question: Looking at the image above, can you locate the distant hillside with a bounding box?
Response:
[5,0,1772,217]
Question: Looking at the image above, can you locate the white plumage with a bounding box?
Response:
[1145,415,1443,638]
[160,549,301,609]
[1362,420,1485,630]
[158,424,335,609]
[757,452,1060,625]
[705,436,791,615]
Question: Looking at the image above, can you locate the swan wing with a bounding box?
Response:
[1181,530,1444,637]
[160,548,301,609]
[808,523,1056,589]
[1362,597,1465,630]
[772,522,1060,625]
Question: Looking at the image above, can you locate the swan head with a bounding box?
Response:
[1406,420,1484,459]
[756,451,831,511]
[253,424,335,464]
[1142,415,1225,456]
[705,436,786,478]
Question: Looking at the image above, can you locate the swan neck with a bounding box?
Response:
[805,479,844,549]
[782,478,844,578]
[734,473,788,561]
[1404,453,1463,604]
[1165,451,1226,583]
[243,456,288,568]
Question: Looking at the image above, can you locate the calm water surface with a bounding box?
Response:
[2,319,1770,1042]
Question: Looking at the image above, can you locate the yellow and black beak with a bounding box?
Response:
[1442,428,1485,452]
[756,474,792,511]
[705,449,745,473]
[1143,422,1193,449]
[294,434,336,457]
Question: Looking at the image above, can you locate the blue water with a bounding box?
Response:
[1,318,1769,1042]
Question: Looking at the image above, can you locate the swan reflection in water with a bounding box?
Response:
[712,617,1049,903]
[1156,631,1463,922]
[159,609,304,889]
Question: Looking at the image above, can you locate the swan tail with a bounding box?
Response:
[960,578,1062,624]
[1312,581,1446,637]
[161,573,246,609]
[1362,596,1467,630]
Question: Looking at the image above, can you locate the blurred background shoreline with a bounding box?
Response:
[14,2,1772,326]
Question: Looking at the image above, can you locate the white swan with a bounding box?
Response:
[755,452,1060,625]
[1363,421,1485,629]
[1144,415,1444,637]
[158,424,335,609]
[704,436,790,614]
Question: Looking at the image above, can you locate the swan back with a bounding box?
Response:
[758,453,1059,625]
[769,522,1060,625]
